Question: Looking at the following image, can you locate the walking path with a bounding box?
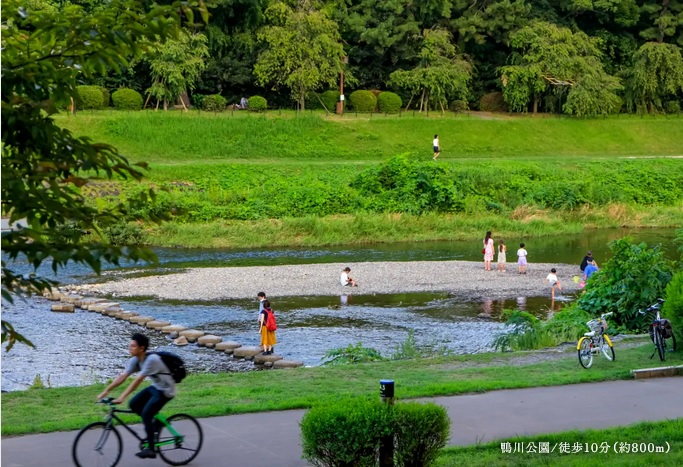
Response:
[3,377,682,467]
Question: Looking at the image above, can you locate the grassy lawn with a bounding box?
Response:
[56,111,683,166]
[437,418,683,466]
[3,341,681,436]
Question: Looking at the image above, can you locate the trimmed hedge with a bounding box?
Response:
[350,90,377,112]
[480,92,507,112]
[248,95,267,112]
[112,88,143,110]
[378,92,402,113]
[300,398,450,467]
[76,85,105,110]
[449,100,469,113]
[319,90,341,112]
[666,100,681,114]
[201,94,227,112]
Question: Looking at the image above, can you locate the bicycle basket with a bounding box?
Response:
[587,319,604,333]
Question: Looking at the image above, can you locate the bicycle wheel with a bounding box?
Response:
[654,328,666,361]
[578,338,593,369]
[600,336,615,362]
[156,414,203,466]
[72,422,122,467]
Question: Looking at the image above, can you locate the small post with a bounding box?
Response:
[379,380,395,467]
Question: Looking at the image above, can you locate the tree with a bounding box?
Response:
[1,0,206,350]
[639,0,683,44]
[499,21,622,115]
[144,31,210,110]
[389,29,472,111]
[254,0,345,110]
[623,41,683,112]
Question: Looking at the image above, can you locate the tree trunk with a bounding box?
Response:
[533,96,538,114]
[300,93,305,111]
[659,0,670,43]
[419,89,425,112]
[143,94,151,110]
[163,99,168,111]
[155,99,160,111]
[405,95,414,111]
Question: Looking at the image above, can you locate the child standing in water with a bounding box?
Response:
[544,268,562,299]
[517,243,528,274]
[497,240,507,272]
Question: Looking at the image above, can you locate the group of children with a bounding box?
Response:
[485,238,529,275]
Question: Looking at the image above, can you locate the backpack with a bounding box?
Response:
[265,309,277,332]
[660,319,674,339]
[151,351,187,383]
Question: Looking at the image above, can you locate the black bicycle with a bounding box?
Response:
[72,398,203,466]
[639,298,677,362]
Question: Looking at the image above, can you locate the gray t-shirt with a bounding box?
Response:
[126,353,176,398]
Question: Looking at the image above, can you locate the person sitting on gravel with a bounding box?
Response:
[583,260,599,281]
[340,267,358,287]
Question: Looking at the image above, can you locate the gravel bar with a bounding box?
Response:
[91,260,583,301]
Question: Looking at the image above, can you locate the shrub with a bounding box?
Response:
[663,271,683,347]
[666,100,681,114]
[319,90,341,112]
[393,402,450,467]
[322,342,384,365]
[192,94,205,108]
[300,399,449,467]
[449,100,469,112]
[112,88,143,110]
[100,87,111,108]
[300,398,392,467]
[378,92,402,113]
[577,239,674,330]
[102,222,147,246]
[201,94,227,112]
[350,90,377,112]
[248,95,267,112]
[479,92,507,112]
[75,85,105,110]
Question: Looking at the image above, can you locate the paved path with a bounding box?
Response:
[3,377,682,467]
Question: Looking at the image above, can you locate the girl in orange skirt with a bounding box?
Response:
[259,300,277,355]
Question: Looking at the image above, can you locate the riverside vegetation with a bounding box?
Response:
[57,112,683,249]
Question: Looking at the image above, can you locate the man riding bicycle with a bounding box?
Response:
[97,333,176,459]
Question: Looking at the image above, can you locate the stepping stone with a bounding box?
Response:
[215,341,242,353]
[89,303,121,313]
[272,360,304,369]
[104,308,123,317]
[77,298,108,309]
[173,336,189,346]
[51,304,75,313]
[254,354,283,364]
[161,325,187,334]
[45,291,65,301]
[114,311,139,320]
[146,320,171,330]
[197,335,222,347]
[60,295,82,304]
[179,329,204,342]
[129,316,154,324]
[232,346,262,359]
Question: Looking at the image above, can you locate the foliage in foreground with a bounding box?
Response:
[300,398,449,467]
[0,0,207,350]
[578,239,674,330]
[663,271,683,345]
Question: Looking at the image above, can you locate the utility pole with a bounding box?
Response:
[336,56,348,115]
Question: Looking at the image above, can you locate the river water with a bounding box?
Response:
[2,228,678,392]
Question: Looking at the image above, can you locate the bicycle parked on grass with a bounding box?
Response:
[72,397,203,467]
[639,298,677,362]
[577,312,615,369]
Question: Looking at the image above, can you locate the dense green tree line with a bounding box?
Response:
[18,0,683,115]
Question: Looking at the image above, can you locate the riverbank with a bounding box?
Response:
[91,260,582,301]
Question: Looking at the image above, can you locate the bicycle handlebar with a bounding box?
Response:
[600,312,613,319]
[98,397,117,405]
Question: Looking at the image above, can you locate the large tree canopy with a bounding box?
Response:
[0,0,207,350]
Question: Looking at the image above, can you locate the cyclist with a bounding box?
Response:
[97,333,176,459]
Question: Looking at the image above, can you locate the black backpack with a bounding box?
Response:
[151,351,187,383]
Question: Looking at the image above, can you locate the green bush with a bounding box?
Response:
[201,94,227,112]
[248,95,267,112]
[112,88,143,110]
[306,92,323,110]
[393,402,450,467]
[75,85,105,110]
[449,100,469,112]
[577,239,674,330]
[192,94,205,108]
[322,342,385,365]
[666,100,681,114]
[320,90,341,112]
[100,87,111,108]
[663,271,683,347]
[102,222,147,246]
[301,398,392,467]
[479,92,507,112]
[350,90,377,112]
[300,399,449,467]
[378,92,402,113]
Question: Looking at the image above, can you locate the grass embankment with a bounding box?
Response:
[57,112,683,248]
[3,342,682,436]
[437,419,683,466]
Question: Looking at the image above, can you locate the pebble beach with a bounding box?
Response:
[91,260,582,301]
